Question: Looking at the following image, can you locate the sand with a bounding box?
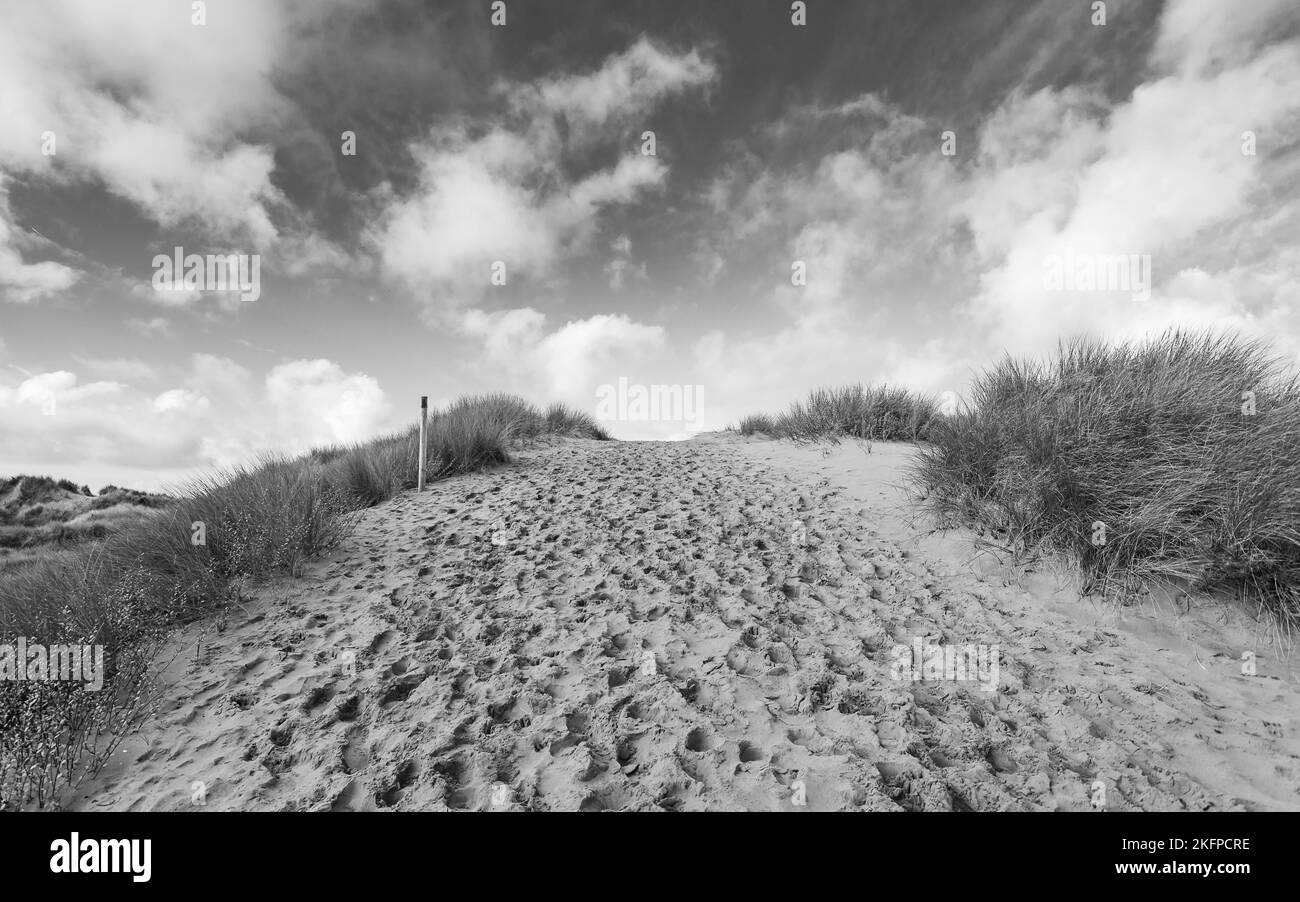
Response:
[70,434,1300,811]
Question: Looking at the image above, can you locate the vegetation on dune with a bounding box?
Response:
[0,478,173,565]
[543,401,612,441]
[738,384,939,442]
[0,394,607,809]
[910,330,1300,630]
[736,331,1300,630]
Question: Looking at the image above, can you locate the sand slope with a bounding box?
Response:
[72,435,1300,811]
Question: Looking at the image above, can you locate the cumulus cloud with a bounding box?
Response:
[0,370,123,410]
[460,308,666,400]
[374,37,715,307]
[964,2,1300,351]
[264,359,390,450]
[0,0,292,246]
[189,354,256,404]
[375,132,667,299]
[151,388,209,414]
[706,90,963,327]
[0,0,374,309]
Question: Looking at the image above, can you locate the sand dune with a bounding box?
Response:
[72,434,1300,811]
[0,477,169,568]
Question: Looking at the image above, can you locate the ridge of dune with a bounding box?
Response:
[72,434,1300,812]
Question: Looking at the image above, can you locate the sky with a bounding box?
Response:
[1,0,1298,491]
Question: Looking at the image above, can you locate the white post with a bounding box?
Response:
[417,396,427,492]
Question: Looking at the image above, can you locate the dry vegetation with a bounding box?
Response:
[738,384,938,442]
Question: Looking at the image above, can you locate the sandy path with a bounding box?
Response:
[72,435,1300,811]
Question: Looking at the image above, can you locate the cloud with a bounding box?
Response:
[0,183,79,303]
[7,0,1299,482]
[0,371,124,409]
[189,354,255,403]
[375,136,667,299]
[605,232,647,289]
[0,0,294,245]
[71,355,158,383]
[376,130,569,291]
[263,359,391,450]
[460,308,666,400]
[374,38,715,307]
[130,277,249,312]
[605,258,648,290]
[697,0,1300,389]
[0,355,392,489]
[512,36,716,143]
[964,1,1300,350]
[705,90,964,332]
[1152,0,1298,77]
[151,388,209,414]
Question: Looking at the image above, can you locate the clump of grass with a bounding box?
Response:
[333,444,397,507]
[911,330,1300,630]
[737,414,777,436]
[0,392,606,808]
[543,402,612,440]
[428,395,526,473]
[739,384,939,442]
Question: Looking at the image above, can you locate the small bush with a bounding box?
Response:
[334,447,393,507]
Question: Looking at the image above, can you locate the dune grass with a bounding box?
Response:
[543,402,612,441]
[0,393,607,809]
[738,384,939,442]
[911,330,1300,630]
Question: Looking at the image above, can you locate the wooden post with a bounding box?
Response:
[417,396,428,492]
